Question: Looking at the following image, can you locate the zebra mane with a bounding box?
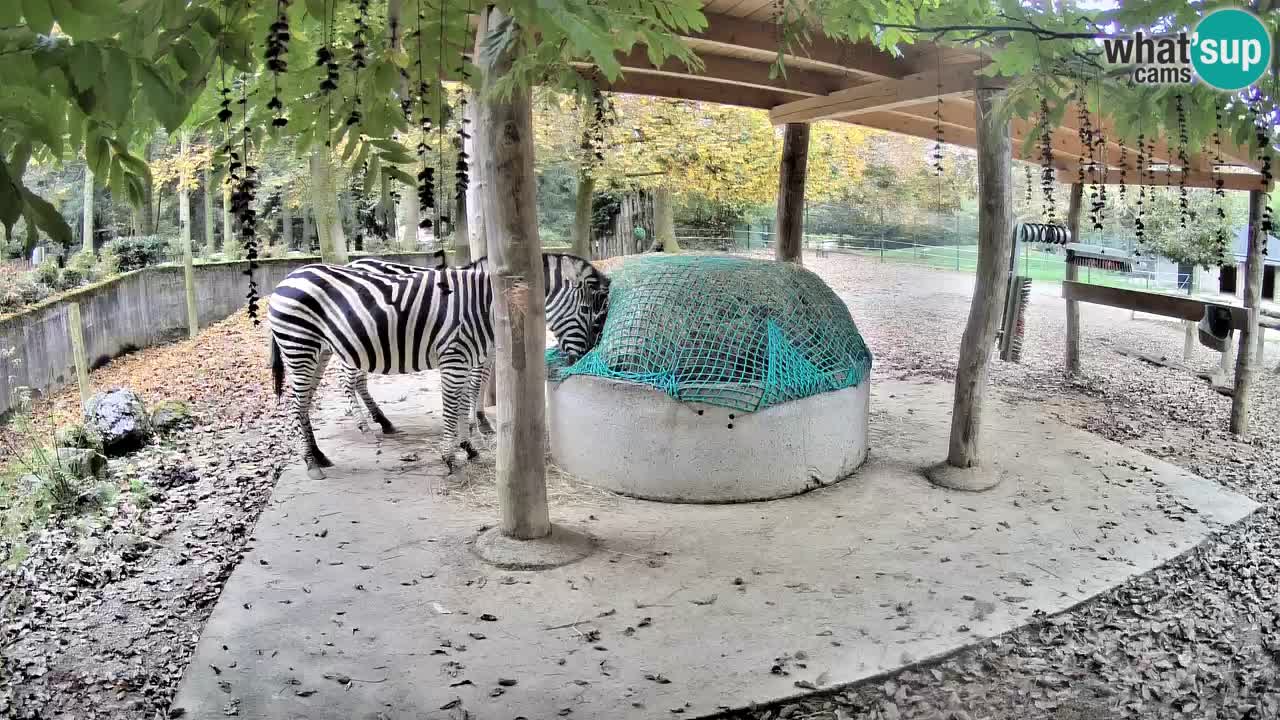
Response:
[461,253,608,289]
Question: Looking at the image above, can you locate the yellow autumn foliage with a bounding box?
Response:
[534,93,872,208]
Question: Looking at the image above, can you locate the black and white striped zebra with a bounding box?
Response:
[338,252,493,438]
[268,253,610,477]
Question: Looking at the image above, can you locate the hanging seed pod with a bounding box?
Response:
[1038,96,1056,224]
[1175,93,1190,230]
[1134,131,1146,246]
[1117,143,1127,202]
[264,1,291,128]
[1024,164,1033,206]
[453,4,473,203]
[228,73,261,323]
[1251,95,1274,247]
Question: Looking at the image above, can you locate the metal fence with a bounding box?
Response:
[668,229,1195,294]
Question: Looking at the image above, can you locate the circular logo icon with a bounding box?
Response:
[1192,8,1273,91]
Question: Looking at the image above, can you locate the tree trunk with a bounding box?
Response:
[399,190,420,248]
[222,183,234,255]
[202,164,215,254]
[476,6,550,540]
[82,166,94,254]
[302,206,313,252]
[454,183,471,265]
[775,122,810,263]
[945,84,1012,469]
[138,140,156,236]
[1230,189,1266,435]
[179,133,198,339]
[464,30,487,263]
[653,185,678,252]
[572,172,594,258]
[1064,182,1083,374]
[282,197,292,251]
[311,149,349,264]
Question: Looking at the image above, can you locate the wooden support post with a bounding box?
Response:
[476,7,550,540]
[1064,183,1083,375]
[1230,189,1266,435]
[179,133,198,340]
[453,181,471,265]
[82,166,94,255]
[1256,327,1266,365]
[931,81,1011,489]
[67,302,90,409]
[775,122,810,263]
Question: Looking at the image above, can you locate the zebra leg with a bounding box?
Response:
[348,365,397,434]
[439,358,480,471]
[338,363,370,432]
[290,349,333,478]
[467,359,495,436]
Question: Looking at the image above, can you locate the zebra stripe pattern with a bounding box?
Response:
[337,253,450,435]
[268,253,609,477]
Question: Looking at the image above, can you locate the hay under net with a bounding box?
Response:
[549,254,873,413]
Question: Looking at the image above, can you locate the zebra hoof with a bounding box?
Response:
[313,451,334,468]
[461,440,480,460]
[306,466,326,480]
[443,450,468,473]
[380,423,399,435]
[356,420,370,434]
[477,417,495,436]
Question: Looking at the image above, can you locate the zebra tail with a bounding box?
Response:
[270,335,284,398]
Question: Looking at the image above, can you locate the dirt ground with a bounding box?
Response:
[3,252,1279,719]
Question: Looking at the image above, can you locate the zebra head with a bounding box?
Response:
[545,254,611,364]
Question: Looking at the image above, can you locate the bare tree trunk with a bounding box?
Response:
[775,122,810,263]
[301,206,312,253]
[477,6,550,540]
[202,164,215,254]
[82,166,94,254]
[399,191,420,248]
[572,172,594,258]
[945,83,1012,470]
[653,185,678,252]
[1064,182,1083,374]
[282,196,292,252]
[311,149,349,264]
[1230,189,1266,435]
[179,133,198,339]
[465,22,488,263]
[222,183,234,255]
[454,184,471,265]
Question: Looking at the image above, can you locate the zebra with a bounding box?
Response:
[268,253,610,478]
[338,252,495,438]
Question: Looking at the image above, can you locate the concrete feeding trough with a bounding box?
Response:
[547,255,875,503]
[547,376,870,502]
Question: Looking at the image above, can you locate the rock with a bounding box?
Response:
[54,448,107,481]
[150,399,193,433]
[54,424,104,452]
[84,389,151,455]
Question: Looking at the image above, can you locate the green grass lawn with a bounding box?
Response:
[824,242,1152,290]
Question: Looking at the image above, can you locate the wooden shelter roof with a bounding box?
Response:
[589,1,1269,191]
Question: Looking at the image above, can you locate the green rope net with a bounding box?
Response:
[547,254,873,413]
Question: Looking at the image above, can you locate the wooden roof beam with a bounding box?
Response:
[608,48,840,98]
[839,111,1073,167]
[1054,166,1271,192]
[688,12,906,80]
[769,62,986,125]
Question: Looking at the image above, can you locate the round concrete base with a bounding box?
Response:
[924,461,1002,492]
[473,525,594,570]
[547,376,870,503]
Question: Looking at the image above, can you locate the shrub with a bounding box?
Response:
[33,258,60,287]
[0,266,51,313]
[102,236,170,272]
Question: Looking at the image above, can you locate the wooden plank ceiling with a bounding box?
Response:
[586,0,1267,191]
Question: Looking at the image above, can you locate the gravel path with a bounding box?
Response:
[729,253,1280,720]
[3,253,1278,719]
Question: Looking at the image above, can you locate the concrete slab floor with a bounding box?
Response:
[173,375,1257,720]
